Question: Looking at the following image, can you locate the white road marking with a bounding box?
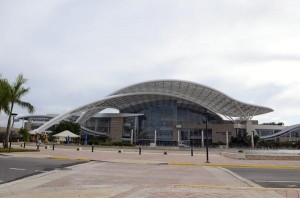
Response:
[35,170,47,173]
[9,168,26,171]
[0,156,12,158]
[255,180,300,183]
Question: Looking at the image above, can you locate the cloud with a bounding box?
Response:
[227,53,300,63]
[1,0,300,126]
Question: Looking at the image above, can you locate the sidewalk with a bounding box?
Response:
[1,145,300,198]
[9,144,300,167]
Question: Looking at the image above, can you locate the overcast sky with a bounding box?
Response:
[1,0,300,127]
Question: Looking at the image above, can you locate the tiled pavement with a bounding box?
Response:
[9,144,300,167]
[1,144,300,198]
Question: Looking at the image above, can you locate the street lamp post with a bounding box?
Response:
[9,113,18,153]
[205,113,209,163]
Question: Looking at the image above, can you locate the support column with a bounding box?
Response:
[188,130,191,146]
[134,117,138,143]
[201,130,204,148]
[84,134,88,145]
[226,131,229,148]
[154,130,157,147]
[251,131,254,149]
[205,114,209,163]
[131,129,134,145]
[177,130,180,146]
[95,118,98,132]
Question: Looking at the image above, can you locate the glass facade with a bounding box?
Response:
[180,128,212,146]
[123,117,135,138]
[121,100,221,146]
[84,117,111,133]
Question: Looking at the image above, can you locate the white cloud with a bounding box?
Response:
[1,0,300,126]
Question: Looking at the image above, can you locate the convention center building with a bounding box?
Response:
[17,80,300,146]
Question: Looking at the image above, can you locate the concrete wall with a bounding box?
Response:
[211,124,235,143]
[172,127,179,144]
[108,117,123,142]
[0,127,18,133]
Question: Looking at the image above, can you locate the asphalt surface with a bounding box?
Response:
[0,155,85,184]
[228,167,300,188]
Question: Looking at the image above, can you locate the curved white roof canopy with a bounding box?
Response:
[110,80,273,117]
[35,80,273,133]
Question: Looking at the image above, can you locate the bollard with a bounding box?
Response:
[52,144,55,150]
[92,145,94,152]
[191,148,193,156]
[23,142,26,148]
[164,151,167,155]
[139,146,141,155]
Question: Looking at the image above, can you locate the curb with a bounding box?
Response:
[100,159,166,165]
[174,184,300,191]
[0,153,12,156]
[50,156,91,161]
[0,169,60,189]
[0,161,95,190]
[218,167,261,188]
[0,153,50,159]
[203,163,300,169]
[168,162,198,166]
[50,157,164,165]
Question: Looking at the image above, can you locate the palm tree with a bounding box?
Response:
[0,76,10,114]
[4,74,35,148]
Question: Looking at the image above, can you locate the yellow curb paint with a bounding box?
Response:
[175,184,264,190]
[168,162,198,166]
[203,163,300,169]
[50,157,90,161]
[50,157,72,160]
[175,184,300,191]
[76,158,91,161]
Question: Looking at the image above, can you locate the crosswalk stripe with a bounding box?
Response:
[9,168,26,171]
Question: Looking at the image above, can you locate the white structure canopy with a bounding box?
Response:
[35,80,273,133]
[53,130,79,138]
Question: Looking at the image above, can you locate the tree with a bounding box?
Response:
[19,128,30,142]
[262,122,284,126]
[0,77,10,115]
[0,76,11,144]
[49,120,81,143]
[52,120,81,135]
[4,74,35,148]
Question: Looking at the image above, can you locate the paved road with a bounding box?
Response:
[0,155,85,184]
[228,167,300,188]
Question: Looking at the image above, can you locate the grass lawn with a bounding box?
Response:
[0,148,39,153]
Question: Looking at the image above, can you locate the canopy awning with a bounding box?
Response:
[53,130,79,138]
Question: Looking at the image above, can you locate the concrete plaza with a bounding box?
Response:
[1,144,300,198]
